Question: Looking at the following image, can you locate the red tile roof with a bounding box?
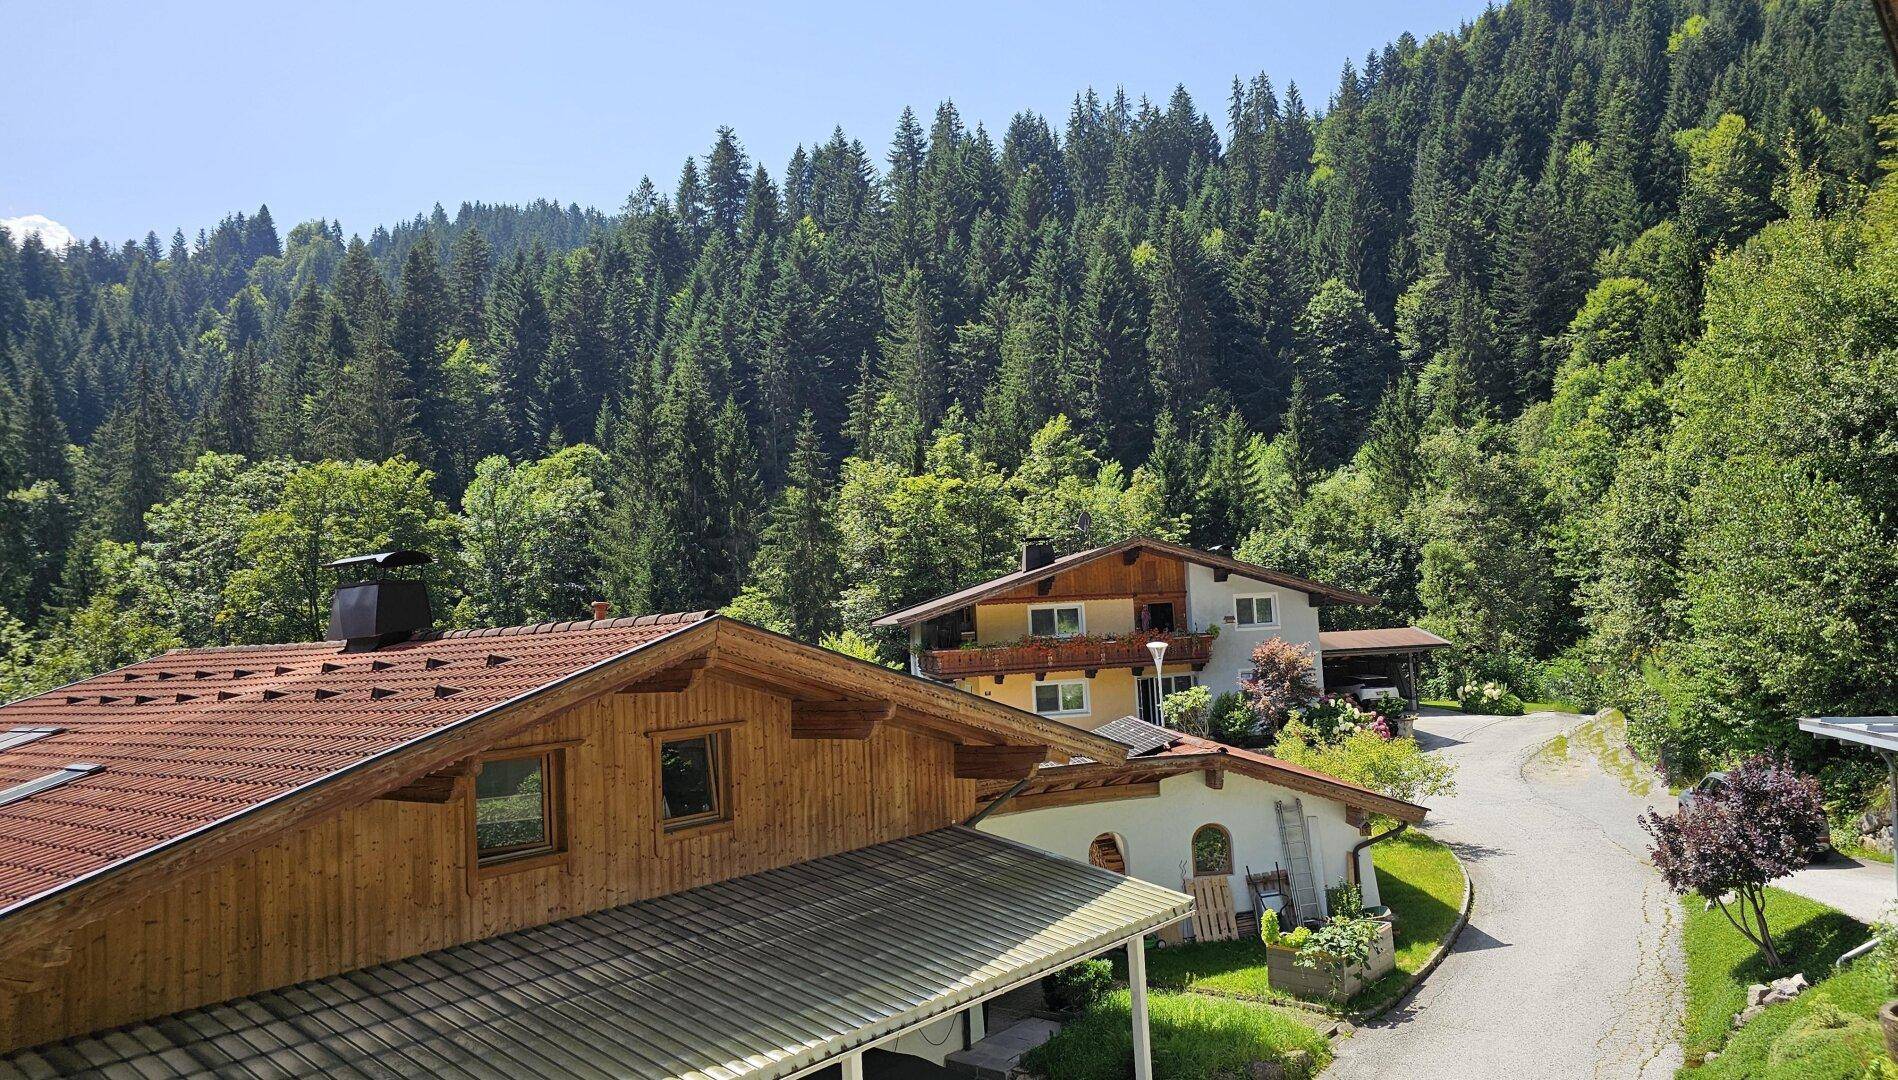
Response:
[0,612,710,913]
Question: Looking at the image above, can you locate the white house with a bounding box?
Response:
[975,717,1429,933]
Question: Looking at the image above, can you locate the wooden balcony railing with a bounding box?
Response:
[919,631,1215,680]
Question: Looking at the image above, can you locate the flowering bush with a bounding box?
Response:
[1159,685,1212,734]
[1641,755,1829,969]
[1240,638,1319,735]
[1296,694,1394,743]
[1456,680,1524,715]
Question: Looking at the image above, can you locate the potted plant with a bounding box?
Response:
[1873,905,1898,1060]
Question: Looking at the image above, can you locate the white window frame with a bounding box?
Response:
[1027,603,1086,639]
[1233,592,1279,630]
[1033,679,1090,717]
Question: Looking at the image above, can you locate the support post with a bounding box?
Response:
[1127,936,1153,1080]
[1884,750,1897,902]
[841,1051,864,1080]
[966,1000,986,1046]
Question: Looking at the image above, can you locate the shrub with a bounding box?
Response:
[1537,646,1605,711]
[1042,957,1115,1013]
[1282,925,1314,950]
[1207,690,1264,746]
[1642,755,1829,968]
[1326,879,1364,917]
[1273,720,1458,805]
[1159,684,1212,734]
[1455,680,1524,715]
[1240,638,1319,736]
[1258,907,1282,945]
[1296,694,1389,742]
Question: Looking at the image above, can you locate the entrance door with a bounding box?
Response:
[1088,833,1127,874]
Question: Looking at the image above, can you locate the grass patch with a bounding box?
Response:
[1347,830,1467,1013]
[1680,886,1872,1070]
[1118,832,1465,1015]
[1022,990,1331,1079]
[1522,700,1582,714]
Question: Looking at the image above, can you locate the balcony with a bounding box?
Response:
[919,631,1216,681]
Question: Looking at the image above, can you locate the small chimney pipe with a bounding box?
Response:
[1021,539,1056,573]
[592,601,611,621]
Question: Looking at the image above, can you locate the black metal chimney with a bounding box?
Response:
[1020,538,1056,573]
[323,550,434,651]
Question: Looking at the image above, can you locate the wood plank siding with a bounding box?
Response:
[986,549,1185,604]
[0,673,974,1052]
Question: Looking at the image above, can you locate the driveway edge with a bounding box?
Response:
[1348,847,1475,1026]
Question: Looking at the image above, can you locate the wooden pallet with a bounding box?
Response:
[1184,874,1239,941]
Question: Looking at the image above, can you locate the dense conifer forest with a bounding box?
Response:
[0,0,1893,795]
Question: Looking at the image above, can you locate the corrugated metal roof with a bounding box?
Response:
[0,828,1191,1080]
[1317,626,1452,655]
[870,538,1378,628]
[1799,716,1898,754]
[0,613,710,912]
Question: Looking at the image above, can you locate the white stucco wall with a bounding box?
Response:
[978,771,1380,922]
[1186,564,1327,694]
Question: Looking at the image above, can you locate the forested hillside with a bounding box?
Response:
[0,0,1892,791]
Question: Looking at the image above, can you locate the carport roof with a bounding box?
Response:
[0,827,1192,1080]
[1799,716,1898,754]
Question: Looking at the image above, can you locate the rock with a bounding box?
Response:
[1745,984,1771,1007]
[1281,1049,1313,1077]
[1247,1063,1286,1080]
[1734,1004,1765,1028]
[1767,973,1809,1001]
[1705,1051,1718,1062]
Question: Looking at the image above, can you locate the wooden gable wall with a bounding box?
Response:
[985,549,1186,605]
[0,674,974,1053]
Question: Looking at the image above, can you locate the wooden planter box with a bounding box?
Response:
[1264,921,1396,1001]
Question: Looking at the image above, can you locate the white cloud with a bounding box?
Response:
[0,214,77,250]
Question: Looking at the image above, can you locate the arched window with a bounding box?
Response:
[1191,824,1233,876]
[1088,833,1127,875]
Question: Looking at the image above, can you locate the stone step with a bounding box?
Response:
[943,1018,1063,1080]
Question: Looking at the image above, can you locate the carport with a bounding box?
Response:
[1799,715,1898,900]
[1318,626,1452,714]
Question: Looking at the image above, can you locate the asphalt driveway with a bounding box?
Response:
[1327,710,1685,1079]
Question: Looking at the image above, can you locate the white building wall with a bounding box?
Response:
[1186,564,1328,694]
[978,771,1380,918]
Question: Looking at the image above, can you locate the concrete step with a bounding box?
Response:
[943,1019,1063,1080]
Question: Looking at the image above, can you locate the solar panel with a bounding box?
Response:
[1090,716,1179,758]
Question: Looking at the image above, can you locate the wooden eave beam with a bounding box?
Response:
[954,743,1049,780]
[983,781,1162,815]
[790,699,894,740]
[615,656,712,694]
[377,758,475,804]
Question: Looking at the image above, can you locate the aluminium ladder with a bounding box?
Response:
[1274,798,1323,924]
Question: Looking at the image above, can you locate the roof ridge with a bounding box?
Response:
[157,611,716,654]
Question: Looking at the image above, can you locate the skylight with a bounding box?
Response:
[0,726,64,752]
[0,763,104,809]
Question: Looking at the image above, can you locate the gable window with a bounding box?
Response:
[1028,604,1085,638]
[660,732,727,830]
[474,752,561,865]
[1233,594,1278,629]
[1033,679,1089,717]
[1191,823,1233,877]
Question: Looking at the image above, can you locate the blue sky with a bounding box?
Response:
[3,0,1492,246]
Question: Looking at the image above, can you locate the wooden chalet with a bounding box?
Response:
[0,561,1190,1079]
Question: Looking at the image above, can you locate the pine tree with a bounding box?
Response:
[485,253,552,456]
[546,247,616,442]
[728,412,840,640]
[392,239,453,467]
[447,228,493,345]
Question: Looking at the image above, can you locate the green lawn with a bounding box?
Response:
[1115,831,1465,1014]
[1022,990,1331,1080]
[1832,826,1895,866]
[1680,886,1879,1075]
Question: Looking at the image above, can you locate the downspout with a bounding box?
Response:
[963,775,1033,828]
[1347,820,1409,888]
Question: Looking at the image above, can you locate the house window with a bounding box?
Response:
[1028,604,1085,638]
[1191,824,1233,877]
[660,732,727,830]
[1234,594,1278,629]
[1033,680,1089,717]
[474,752,560,864]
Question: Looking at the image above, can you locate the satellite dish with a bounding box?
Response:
[1077,510,1094,538]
